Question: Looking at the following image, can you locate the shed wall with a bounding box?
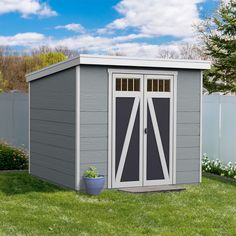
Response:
[80,66,108,188]
[30,68,76,189]
[80,65,201,188]
[176,70,201,183]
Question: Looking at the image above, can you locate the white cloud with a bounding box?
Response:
[55,23,85,33]
[110,33,150,41]
[48,34,150,51]
[104,42,177,57]
[106,0,205,38]
[47,33,188,57]
[0,31,203,59]
[0,0,207,58]
[0,33,46,47]
[0,0,57,17]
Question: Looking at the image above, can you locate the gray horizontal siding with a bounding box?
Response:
[31,152,75,175]
[81,112,107,124]
[31,142,75,162]
[177,98,200,112]
[177,124,200,136]
[176,171,200,184]
[80,150,107,164]
[31,109,75,124]
[30,67,76,189]
[31,131,75,149]
[81,137,107,151]
[31,120,75,137]
[176,70,201,184]
[81,95,107,112]
[81,124,107,138]
[30,72,75,93]
[176,159,200,172]
[30,92,75,111]
[80,66,108,188]
[30,163,75,189]
[176,147,200,160]
[80,66,108,112]
[177,112,200,124]
[177,71,200,112]
[177,135,200,148]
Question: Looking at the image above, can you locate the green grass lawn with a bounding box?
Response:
[0,172,235,236]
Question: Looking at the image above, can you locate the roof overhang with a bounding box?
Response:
[26,54,211,82]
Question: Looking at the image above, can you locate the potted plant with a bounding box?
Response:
[83,166,105,195]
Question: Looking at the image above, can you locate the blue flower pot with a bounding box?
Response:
[83,176,105,195]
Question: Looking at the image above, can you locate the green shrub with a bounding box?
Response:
[202,154,236,179]
[0,143,28,170]
[83,166,99,178]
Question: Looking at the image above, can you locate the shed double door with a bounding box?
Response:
[112,73,174,188]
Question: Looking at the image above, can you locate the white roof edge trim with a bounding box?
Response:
[26,56,80,82]
[80,54,211,64]
[26,54,211,82]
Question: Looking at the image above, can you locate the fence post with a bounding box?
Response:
[218,96,222,161]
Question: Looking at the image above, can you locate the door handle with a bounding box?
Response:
[144,128,147,134]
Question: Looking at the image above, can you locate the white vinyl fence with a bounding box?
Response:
[202,95,236,164]
[0,92,28,149]
[0,92,235,163]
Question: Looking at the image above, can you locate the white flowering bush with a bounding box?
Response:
[202,154,236,179]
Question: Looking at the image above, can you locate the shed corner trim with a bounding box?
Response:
[75,66,80,190]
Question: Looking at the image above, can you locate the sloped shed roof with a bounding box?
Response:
[26,54,211,82]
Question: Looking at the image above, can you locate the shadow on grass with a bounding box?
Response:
[203,172,236,186]
[1,171,234,196]
[0,171,66,195]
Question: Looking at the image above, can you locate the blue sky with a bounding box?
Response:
[0,0,219,56]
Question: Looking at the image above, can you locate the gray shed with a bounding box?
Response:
[26,54,210,190]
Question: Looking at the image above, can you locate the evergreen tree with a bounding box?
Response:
[200,0,236,93]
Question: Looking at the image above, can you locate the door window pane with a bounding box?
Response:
[122,79,127,91]
[116,79,121,91]
[147,79,152,91]
[128,79,133,91]
[134,79,140,91]
[153,79,158,91]
[164,80,170,92]
[159,80,164,92]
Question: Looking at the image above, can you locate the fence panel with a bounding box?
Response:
[0,92,28,150]
[202,95,236,164]
[0,92,235,162]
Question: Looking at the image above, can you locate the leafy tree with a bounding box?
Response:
[0,71,8,93]
[32,52,66,71]
[199,0,236,93]
[0,49,67,92]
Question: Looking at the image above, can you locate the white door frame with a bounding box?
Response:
[108,69,178,188]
